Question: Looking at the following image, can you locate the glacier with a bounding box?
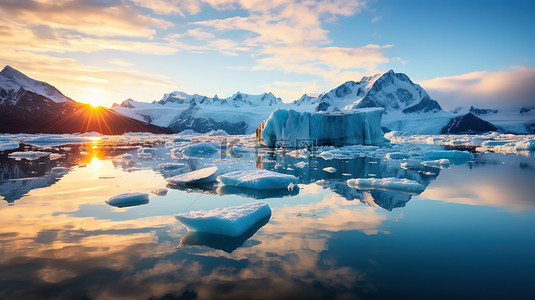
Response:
[175,201,272,237]
[258,108,385,147]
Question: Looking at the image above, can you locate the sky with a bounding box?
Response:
[0,0,534,109]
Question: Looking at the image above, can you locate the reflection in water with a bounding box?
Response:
[178,215,270,253]
[217,185,299,199]
[0,137,534,299]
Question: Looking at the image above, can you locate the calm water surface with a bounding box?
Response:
[0,137,534,299]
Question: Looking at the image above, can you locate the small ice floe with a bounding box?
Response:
[180,142,219,158]
[424,150,474,160]
[0,143,19,151]
[8,151,51,160]
[294,161,307,168]
[175,201,272,237]
[51,167,68,174]
[323,167,337,173]
[347,177,425,194]
[421,159,451,168]
[514,140,535,151]
[49,153,64,160]
[167,167,218,185]
[24,135,89,146]
[112,153,134,168]
[386,152,410,159]
[137,148,155,159]
[151,188,168,196]
[106,192,149,208]
[156,162,186,171]
[217,169,298,190]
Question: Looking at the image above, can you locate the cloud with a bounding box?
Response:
[0,0,172,37]
[419,66,535,110]
[370,15,382,23]
[107,59,134,67]
[130,0,203,16]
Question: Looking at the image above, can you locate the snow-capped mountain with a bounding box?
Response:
[0,66,171,134]
[0,65,73,104]
[113,90,288,134]
[312,70,442,114]
[115,69,529,135]
[156,90,282,107]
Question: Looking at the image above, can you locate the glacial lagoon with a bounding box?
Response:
[0,133,534,299]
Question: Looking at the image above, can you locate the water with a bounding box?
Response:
[0,135,534,299]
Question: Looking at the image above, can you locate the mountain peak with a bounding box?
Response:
[0,65,73,103]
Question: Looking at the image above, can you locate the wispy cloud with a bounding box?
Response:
[419,66,535,109]
[370,15,382,23]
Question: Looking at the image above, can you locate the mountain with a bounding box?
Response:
[113,91,287,135]
[0,66,171,134]
[312,70,442,114]
[441,113,499,134]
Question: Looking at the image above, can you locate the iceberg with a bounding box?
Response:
[178,215,270,253]
[166,167,218,185]
[0,143,19,151]
[424,150,474,160]
[8,151,51,160]
[51,167,68,174]
[421,159,451,168]
[151,188,168,196]
[257,108,385,147]
[323,167,337,173]
[24,135,89,146]
[180,142,219,158]
[347,177,425,194]
[217,169,298,190]
[106,192,149,208]
[175,201,272,237]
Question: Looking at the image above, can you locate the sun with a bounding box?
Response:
[83,89,107,107]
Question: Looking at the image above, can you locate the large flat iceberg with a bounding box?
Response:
[106,192,149,208]
[175,201,272,237]
[166,167,218,185]
[217,169,298,190]
[347,177,425,194]
[257,108,385,147]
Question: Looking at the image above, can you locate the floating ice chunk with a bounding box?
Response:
[167,167,218,185]
[295,161,307,168]
[112,153,135,168]
[51,167,67,174]
[0,143,19,151]
[259,108,385,147]
[156,162,186,171]
[106,192,149,208]
[8,151,51,160]
[514,140,535,151]
[217,169,298,190]
[424,150,474,160]
[386,152,410,159]
[24,135,89,146]
[49,153,64,160]
[175,201,272,237]
[180,142,219,158]
[151,188,168,196]
[347,177,425,194]
[421,159,450,168]
[323,167,337,173]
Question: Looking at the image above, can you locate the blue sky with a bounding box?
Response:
[0,0,533,109]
